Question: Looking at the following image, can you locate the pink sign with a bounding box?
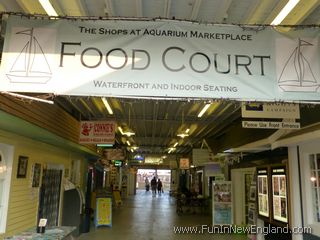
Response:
[79,121,115,144]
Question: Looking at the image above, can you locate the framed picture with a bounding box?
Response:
[32,163,41,187]
[249,185,256,201]
[17,156,28,178]
[248,207,256,225]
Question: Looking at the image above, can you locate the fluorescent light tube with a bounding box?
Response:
[97,144,113,147]
[271,0,300,25]
[185,128,190,133]
[173,142,178,147]
[102,97,113,115]
[123,131,135,137]
[126,141,131,146]
[118,126,124,135]
[198,103,211,118]
[177,133,188,138]
[39,0,58,16]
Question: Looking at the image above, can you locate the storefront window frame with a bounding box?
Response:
[309,153,320,223]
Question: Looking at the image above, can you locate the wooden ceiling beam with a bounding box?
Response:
[16,0,45,14]
[136,0,143,17]
[163,0,171,18]
[282,0,320,25]
[104,0,114,16]
[213,0,232,22]
[190,0,202,20]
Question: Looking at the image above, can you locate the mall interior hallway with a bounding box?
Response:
[78,190,247,240]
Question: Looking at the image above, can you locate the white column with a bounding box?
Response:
[288,146,303,240]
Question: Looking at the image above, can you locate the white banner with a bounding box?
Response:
[1,16,320,102]
[79,121,115,144]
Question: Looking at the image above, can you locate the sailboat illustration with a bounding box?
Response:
[6,28,52,84]
[278,38,319,92]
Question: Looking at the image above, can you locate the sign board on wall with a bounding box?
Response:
[241,103,300,119]
[1,16,320,102]
[242,121,300,129]
[179,158,190,169]
[204,162,222,177]
[192,148,213,166]
[241,103,300,129]
[79,121,115,144]
[104,149,125,160]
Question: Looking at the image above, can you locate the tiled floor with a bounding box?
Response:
[78,190,248,240]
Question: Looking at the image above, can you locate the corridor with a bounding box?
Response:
[78,190,248,240]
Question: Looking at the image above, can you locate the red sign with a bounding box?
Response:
[79,121,115,144]
[179,158,190,169]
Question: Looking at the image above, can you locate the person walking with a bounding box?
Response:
[157,178,163,195]
[145,177,150,191]
[151,177,157,196]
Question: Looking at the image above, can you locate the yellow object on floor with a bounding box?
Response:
[113,190,122,207]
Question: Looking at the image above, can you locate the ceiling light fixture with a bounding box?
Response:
[39,0,58,16]
[123,131,135,137]
[270,0,300,25]
[96,144,113,147]
[173,142,178,148]
[177,108,190,138]
[168,147,176,154]
[198,103,211,118]
[122,104,136,137]
[177,133,189,138]
[102,97,113,115]
[126,141,131,146]
[118,126,124,135]
[118,126,135,136]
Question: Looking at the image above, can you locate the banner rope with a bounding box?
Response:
[1,12,320,29]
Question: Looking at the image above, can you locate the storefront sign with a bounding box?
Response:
[204,162,222,176]
[179,158,190,169]
[79,121,115,144]
[1,16,320,102]
[95,197,112,227]
[241,103,300,119]
[192,148,211,166]
[104,149,125,160]
[242,121,300,129]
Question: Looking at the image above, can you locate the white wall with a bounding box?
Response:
[287,146,303,240]
[0,143,14,234]
[298,139,320,237]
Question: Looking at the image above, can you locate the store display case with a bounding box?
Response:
[212,181,233,225]
[271,167,288,223]
[257,168,269,218]
[256,165,289,225]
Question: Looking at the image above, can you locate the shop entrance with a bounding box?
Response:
[136,169,171,192]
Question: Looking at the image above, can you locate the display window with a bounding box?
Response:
[271,168,288,223]
[257,169,269,218]
[309,153,320,222]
